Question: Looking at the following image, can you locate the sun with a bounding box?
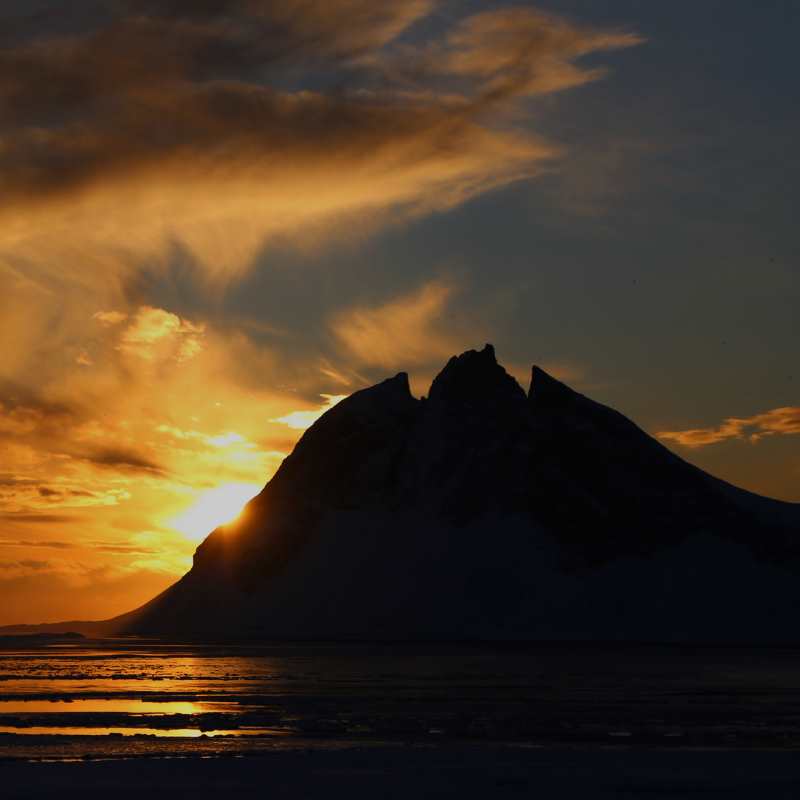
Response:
[169,482,261,541]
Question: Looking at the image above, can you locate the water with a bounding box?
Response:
[4,638,800,759]
[0,726,282,737]
[0,700,223,713]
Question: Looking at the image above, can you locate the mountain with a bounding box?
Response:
[9,345,800,641]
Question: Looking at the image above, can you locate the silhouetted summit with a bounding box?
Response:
[529,364,581,407]
[113,346,800,641]
[429,344,525,407]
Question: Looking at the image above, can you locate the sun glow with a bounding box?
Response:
[169,482,261,541]
[272,394,347,430]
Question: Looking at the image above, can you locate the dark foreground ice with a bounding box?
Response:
[7,746,800,799]
[4,638,800,797]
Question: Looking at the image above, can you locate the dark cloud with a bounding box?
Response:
[0,514,76,524]
[21,559,50,569]
[0,380,78,420]
[0,476,38,487]
[35,485,96,500]
[90,541,160,555]
[0,1,638,221]
[0,384,166,478]
[0,1,433,199]
[127,0,435,57]
[0,539,75,549]
[84,448,167,475]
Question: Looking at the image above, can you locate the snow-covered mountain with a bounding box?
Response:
[107,344,800,642]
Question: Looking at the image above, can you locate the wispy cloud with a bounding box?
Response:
[386,7,643,100]
[0,559,52,574]
[0,539,76,550]
[0,513,78,525]
[330,280,460,369]
[0,1,640,283]
[658,407,800,448]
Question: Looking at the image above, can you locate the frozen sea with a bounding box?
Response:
[5,637,800,797]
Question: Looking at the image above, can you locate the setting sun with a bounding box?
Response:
[169,483,262,541]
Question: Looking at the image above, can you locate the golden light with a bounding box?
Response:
[272,394,347,430]
[169,482,262,541]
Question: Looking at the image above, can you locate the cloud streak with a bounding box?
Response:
[331,280,460,369]
[657,407,800,448]
[83,448,167,475]
[0,539,76,550]
[0,1,640,282]
[385,7,643,101]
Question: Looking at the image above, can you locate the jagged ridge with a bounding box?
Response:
[16,345,798,642]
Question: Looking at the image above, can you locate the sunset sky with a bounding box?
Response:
[1,1,798,625]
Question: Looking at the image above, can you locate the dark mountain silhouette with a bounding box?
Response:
[6,346,800,641]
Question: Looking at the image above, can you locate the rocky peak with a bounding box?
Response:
[334,372,419,413]
[404,345,531,519]
[301,372,420,442]
[428,344,526,411]
[528,366,583,410]
[255,371,419,516]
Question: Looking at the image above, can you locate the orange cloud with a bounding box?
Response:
[330,281,461,370]
[0,2,640,284]
[93,311,128,326]
[397,7,644,100]
[0,303,302,537]
[657,407,800,448]
[116,306,206,363]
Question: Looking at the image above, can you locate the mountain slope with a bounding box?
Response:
[109,345,800,642]
[10,345,797,641]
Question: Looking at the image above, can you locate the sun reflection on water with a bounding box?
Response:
[0,726,284,738]
[0,699,212,714]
